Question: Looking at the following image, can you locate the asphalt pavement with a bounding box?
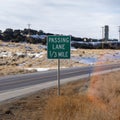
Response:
[0,63,120,102]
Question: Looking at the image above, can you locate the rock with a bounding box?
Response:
[3,108,14,115]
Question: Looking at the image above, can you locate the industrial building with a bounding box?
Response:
[104,25,109,41]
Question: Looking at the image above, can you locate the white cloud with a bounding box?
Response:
[0,0,120,39]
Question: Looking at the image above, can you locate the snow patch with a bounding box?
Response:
[30,35,47,40]
[27,52,44,58]
[0,51,12,57]
[71,47,77,51]
[72,52,120,65]
[25,68,50,71]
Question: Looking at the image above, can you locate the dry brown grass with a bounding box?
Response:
[44,71,120,120]
[44,95,112,120]
[0,65,36,76]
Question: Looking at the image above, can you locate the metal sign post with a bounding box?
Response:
[57,59,60,95]
[47,35,71,96]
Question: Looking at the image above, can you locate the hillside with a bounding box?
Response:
[1,41,120,76]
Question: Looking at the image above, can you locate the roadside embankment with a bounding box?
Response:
[0,70,119,120]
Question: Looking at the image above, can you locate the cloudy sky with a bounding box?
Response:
[0,0,120,39]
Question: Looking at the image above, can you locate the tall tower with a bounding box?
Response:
[104,25,109,41]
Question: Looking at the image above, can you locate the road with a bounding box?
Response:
[0,63,120,92]
[0,63,120,102]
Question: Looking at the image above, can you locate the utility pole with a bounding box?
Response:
[101,26,104,39]
[28,24,31,37]
[57,59,60,96]
[25,24,31,56]
[118,26,120,41]
[101,26,104,49]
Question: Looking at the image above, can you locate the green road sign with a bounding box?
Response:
[47,35,71,59]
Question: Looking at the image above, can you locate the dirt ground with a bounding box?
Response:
[0,41,120,76]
